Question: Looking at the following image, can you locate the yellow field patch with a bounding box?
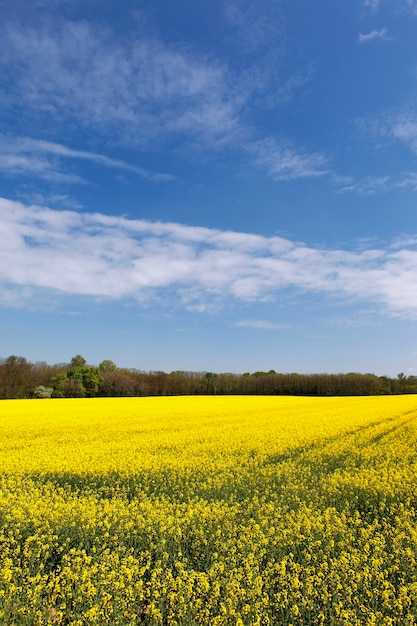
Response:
[0,395,416,624]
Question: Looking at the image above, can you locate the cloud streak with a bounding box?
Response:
[0,16,329,183]
[2,197,417,319]
[363,0,380,14]
[0,19,240,147]
[234,319,291,330]
[0,135,175,184]
[388,115,417,153]
[249,138,329,181]
[358,28,392,44]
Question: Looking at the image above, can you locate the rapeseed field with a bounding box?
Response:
[0,395,416,625]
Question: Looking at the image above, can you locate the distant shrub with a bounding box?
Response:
[33,385,53,398]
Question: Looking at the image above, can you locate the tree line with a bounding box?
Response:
[0,354,416,399]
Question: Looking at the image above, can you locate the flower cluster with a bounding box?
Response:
[0,395,416,624]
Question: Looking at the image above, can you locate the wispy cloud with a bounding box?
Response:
[336,171,417,195]
[17,192,84,211]
[0,135,175,184]
[363,110,417,163]
[234,319,291,330]
[389,115,417,153]
[397,172,417,191]
[406,0,417,15]
[324,312,380,328]
[358,27,392,44]
[2,197,417,319]
[0,19,241,148]
[337,175,391,195]
[0,15,323,183]
[363,0,380,14]
[0,152,86,185]
[249,138,329,181]
[224,0,316,110]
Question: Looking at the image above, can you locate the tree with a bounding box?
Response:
[50,374,85,397]
[50,356,103,398]
[33,385,53,398]
[395,372,417,394]
[201,372,218,394]
[99,359,117,372]
[70,355,87,367]
[98,371,137,397]
[79,367,103,397]
[67,365,103,398]
[59,377,86,398]
[0,355,33,398]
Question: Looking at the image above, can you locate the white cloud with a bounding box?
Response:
[406,0,417,15]
[389,116,417,152]
[359,108,417,156]
[0,16,325,183]
[2,197,417,319]
[17,192,84,211]
[0,135,175,184]
[0,138,87,185]
[234,319,291,330]
[335,168,417,195]
[337,175,391,195]
[363,0,380,14]
[249,138,329,181]
[397,172,417,191]
[0,19,240,148]
[358,28,392,44]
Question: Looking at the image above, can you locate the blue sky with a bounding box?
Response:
[1,0,417,376]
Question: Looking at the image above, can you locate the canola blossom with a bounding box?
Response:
[0,395,417,625]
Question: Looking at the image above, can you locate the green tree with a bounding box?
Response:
[50,373,67,396]
[201,372,218,394]
[50,356,103,398]
[99,359,117,372]
[50,374,85,398]
[60,377,86,398]
[70,355,87,367]
[67,365,103,397]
